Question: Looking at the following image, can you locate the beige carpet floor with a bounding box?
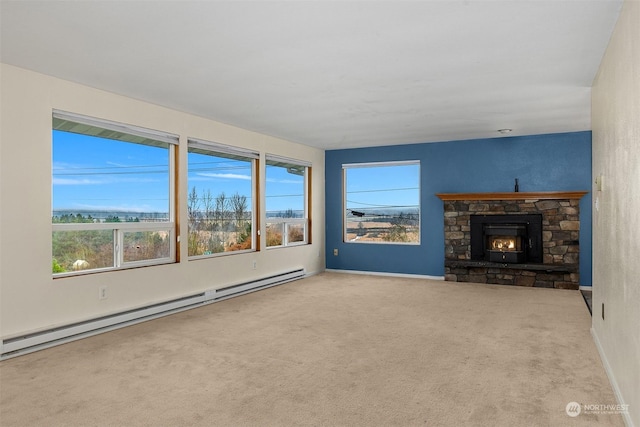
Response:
[0,272,624,426]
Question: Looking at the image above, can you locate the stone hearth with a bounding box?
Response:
[437,192,587,290]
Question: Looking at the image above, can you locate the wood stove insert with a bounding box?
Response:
[470,214,543,264]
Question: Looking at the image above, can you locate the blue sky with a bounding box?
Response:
[53,131,169,213]
[345,163,420,214]
[52,131,306,215]
[188,151,254,213]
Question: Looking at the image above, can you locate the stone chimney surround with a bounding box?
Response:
[437,191,588,290]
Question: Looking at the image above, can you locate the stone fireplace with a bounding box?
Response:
[437,191,587,289]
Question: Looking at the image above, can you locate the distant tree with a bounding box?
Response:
[53,213,94,223]
[187,188,251,256]
[215,191,230,230]
[231,192,248,231]
[188,187,199,222]
[202,189,214,229]
[278,208,296,218]
[105,215,121,223]
[187,186,200,256]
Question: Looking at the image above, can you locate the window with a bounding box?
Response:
[187,139,258,257]
[52,111,177,276]
[343,161,420,244]
[265,155,311,247]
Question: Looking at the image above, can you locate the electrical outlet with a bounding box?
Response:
[252,260,257,270]
[333,248,338,256]
[99,286,108,300]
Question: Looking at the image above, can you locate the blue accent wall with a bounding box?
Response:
[325,131,592,285]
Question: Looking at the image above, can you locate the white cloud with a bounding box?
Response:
[196,173,251,180]
[53,178,104,185]
[105,161,129,167]
[266,178,302,184]
[53,176,161,185]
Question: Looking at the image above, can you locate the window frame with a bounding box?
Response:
[265,154,311,249]
[52,110,178,277]
[342,160,421,245]
[186,138,259,259]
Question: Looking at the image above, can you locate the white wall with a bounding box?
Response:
[591,1,640,425]
[0,64,325,339]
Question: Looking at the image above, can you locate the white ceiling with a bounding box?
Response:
[0,1,622,150]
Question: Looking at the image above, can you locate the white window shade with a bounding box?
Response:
[265,154,312,168]
[342,160,419,169]
[53,110,179,147]
[188,138,259,160]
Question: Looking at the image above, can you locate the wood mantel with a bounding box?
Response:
[436,191,588,201]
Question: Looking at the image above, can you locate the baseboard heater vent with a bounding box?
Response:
[205,268,306,301]
[1,268,305,360]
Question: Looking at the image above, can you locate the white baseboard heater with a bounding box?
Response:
[1,268,305,360]
[204,268,305,301]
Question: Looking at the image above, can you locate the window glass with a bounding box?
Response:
[265,158,309,247]
[52,112,175,275]
[53,132,170,218]
[122,230,171,263]
[344,161,420,244]
[187,141,256,257]
[52,229,114,272]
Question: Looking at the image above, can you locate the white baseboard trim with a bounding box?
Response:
[1,269,306,360]
[579,285,593,291]
[325,268,445,281]
[591,327,635,427]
